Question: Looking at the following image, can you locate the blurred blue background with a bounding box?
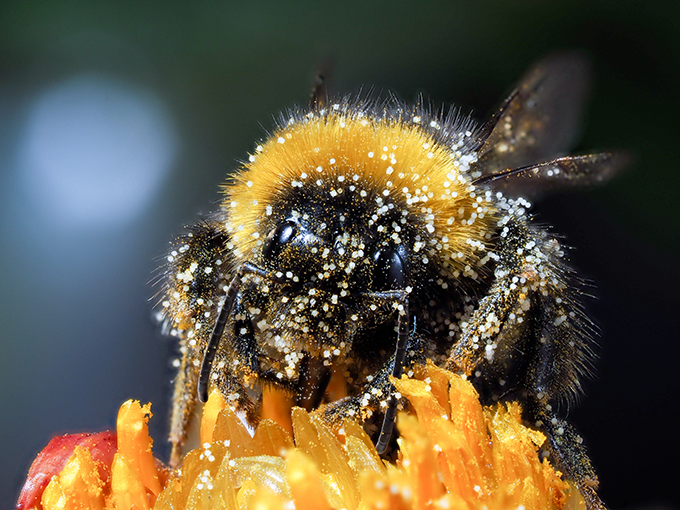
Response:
[1,1,678,508]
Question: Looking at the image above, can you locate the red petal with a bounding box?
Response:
[16,431,116,510]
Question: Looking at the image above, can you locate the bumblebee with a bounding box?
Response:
[159,54,623,509]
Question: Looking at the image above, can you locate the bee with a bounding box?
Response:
[159,54,624,509]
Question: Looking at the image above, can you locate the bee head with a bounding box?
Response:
[222,104,498,301]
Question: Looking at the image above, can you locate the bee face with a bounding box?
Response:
[215,111,498,362]
[161,55,624,510]
[256,183,413,297]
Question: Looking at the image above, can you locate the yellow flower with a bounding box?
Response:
[22,362,583,510]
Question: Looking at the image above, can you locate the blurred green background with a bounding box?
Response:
[1,1,678,508]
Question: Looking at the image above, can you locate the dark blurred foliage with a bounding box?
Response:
[1,1,678,508]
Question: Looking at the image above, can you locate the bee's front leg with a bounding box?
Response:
[319,328,423,451]
[445,219,535,376]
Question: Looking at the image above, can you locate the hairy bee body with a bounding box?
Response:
[160,55,622,510]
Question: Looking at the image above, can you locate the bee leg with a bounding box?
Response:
[444,273,525,375]
[211,365,261,430]
[376,298,411,454]
[443,224,605,510]
[318,388,363,424]
[165,222,233,466]
[524,311,605,510]
[169,306,258,465]
[198,268,249,403]
[526,397,605,510]
[332,289,413,453]
[320,314,421,453]
[169,337,202,466]
[445,220,562,378]
[445,286,605,508]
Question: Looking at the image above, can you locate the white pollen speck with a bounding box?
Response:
[553,315,567,326]
[277,136,285,143]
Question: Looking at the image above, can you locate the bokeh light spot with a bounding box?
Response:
[19,74,177,229]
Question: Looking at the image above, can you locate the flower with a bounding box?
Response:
[18,362,582,510]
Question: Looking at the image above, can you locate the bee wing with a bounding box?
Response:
[472,53,592,175]
[473,153,629,195]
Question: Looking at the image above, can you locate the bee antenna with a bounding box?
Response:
[376,296,412,454]
[198,262,270,402]
[198,277,241,402]
[310,58,335,110]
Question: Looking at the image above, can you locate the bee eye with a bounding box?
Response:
[373,248,405,290]
[263,221,297,260]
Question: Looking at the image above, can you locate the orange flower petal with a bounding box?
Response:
[292,407,359,509]
[115,400,161,499]
[213,407,258,457]
[200,388,226,445]
[41,447,106,510]
[285,449,333,510]
[252,420,294,457]
[110,453,152,510]
[22,364,585,510]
